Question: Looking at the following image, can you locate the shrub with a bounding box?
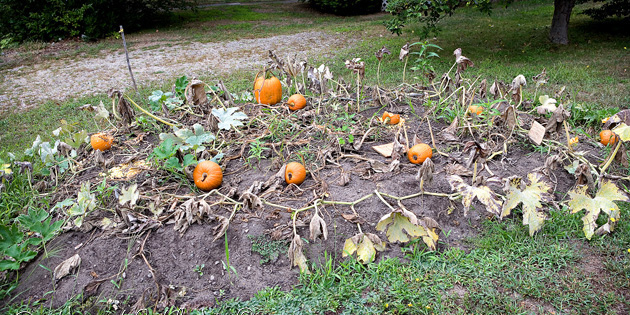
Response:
[307,0,382,15]
[0,0,196,42]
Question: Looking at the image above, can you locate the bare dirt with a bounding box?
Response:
[0,30,357,112]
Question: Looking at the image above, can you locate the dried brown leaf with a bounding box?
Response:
[399,42,410,60]
[288,234,310,274]
[309,212,328,241]
[375,46,391,61]
[212,215,230,242]
[440,117,459,142]
[447,175,503,217]
[54,254,81,281]
[444,163,473,177]
[416,158,434,191]
[545,104,570,134]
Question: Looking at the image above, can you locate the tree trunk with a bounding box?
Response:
[549,0,576,44]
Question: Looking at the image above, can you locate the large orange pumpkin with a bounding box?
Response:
[600,130,619,146]
[91,133,113,151]
[285,162,306,185]
[287,94,306,111]
[254,76,282,105]
[408,143,433,164]
[193,160,223,191]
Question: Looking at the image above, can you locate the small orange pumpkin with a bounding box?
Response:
[407,143,433,164]
[193,160,223,191]
[91,133,113,151]
[600,130,619,146]
[468,105,483,115]
[287,94,307,111]
[254,76,282,105]
[285,162,306,185]
[382,112,400,125]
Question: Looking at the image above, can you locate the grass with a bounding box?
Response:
[1,0,629,313]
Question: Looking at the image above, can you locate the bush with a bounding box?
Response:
[307,0,382,15]
[0,0,196,42]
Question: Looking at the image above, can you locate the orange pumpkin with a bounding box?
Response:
[285,162,306,185]
[193,160,223,191]
[382,112,400,125]
[407,143,433,164]
[287,94,307,111]
[468,105,483,115]
[600,130,619,146]
[254,76,282,105]
[91,133,113,151]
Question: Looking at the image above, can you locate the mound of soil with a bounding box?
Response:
[4,85,609,313]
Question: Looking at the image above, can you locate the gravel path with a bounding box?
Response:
[0,31,356,112]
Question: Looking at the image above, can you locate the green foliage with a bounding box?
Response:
[408,41,442,76]
[0,0,196,42]
[582,0,630,20]
[384,0,491,38]
[307,0,382,15]
[248,234,289,264]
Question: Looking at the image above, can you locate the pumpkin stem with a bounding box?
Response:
[202,173,208,182]
[287,172,293,180]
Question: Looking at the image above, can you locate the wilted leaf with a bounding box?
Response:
[501,173,554,236]
[440,117,459,142]
[345,58,365,79]
[288,234,310,274]
[612,123,630,142]
[536,95,557,114]
[509,75,527,103]
[118,184,139,208]
[444,163,473,177]
[447,175,502,217]
[212,107,248,131]
[212,215,230,242]
[309,212,328,241]
[454,48,474,73]
[343,233,386,264]
[532,68,548,87]
[568,181,629,240]
[375,208,437,250]
[173,198,213,234]
[54,254,81,281]
[375,46,391,61]
[416,158,434,191]
[399,42,410,60]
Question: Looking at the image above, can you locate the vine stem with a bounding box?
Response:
[123,94,176,127]
[600,140,622,175]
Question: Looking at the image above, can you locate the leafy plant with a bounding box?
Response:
[248,234,289,264]
[501,173,554,236]
[212,107,248,131]
[247,139,269,167]
[193,264,205,277]
[148,90,183,111]
[408,41,442,78]
[342,233,386,264]
[53,181,96,228]
[375,208,439,250]
[447,175,503,217]
[567,181,629,240]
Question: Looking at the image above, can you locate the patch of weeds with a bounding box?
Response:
[247,139,269,168]
[248,234,289,264]
[194,264,205,277]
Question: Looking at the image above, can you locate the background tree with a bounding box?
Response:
[0,0,196,43]
[385,0,630,45]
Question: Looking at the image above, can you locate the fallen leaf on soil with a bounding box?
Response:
[447,175,502,217]
[107,160,148,180]
[444,163,473,177]
[568,181,629,240]
[119,183,139,208]
[54,254,81,281]
[173,198,213,234]
[372,143,394,157]
[340,213,366,224]
[440,117,459,142]
[501,173,554,236]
